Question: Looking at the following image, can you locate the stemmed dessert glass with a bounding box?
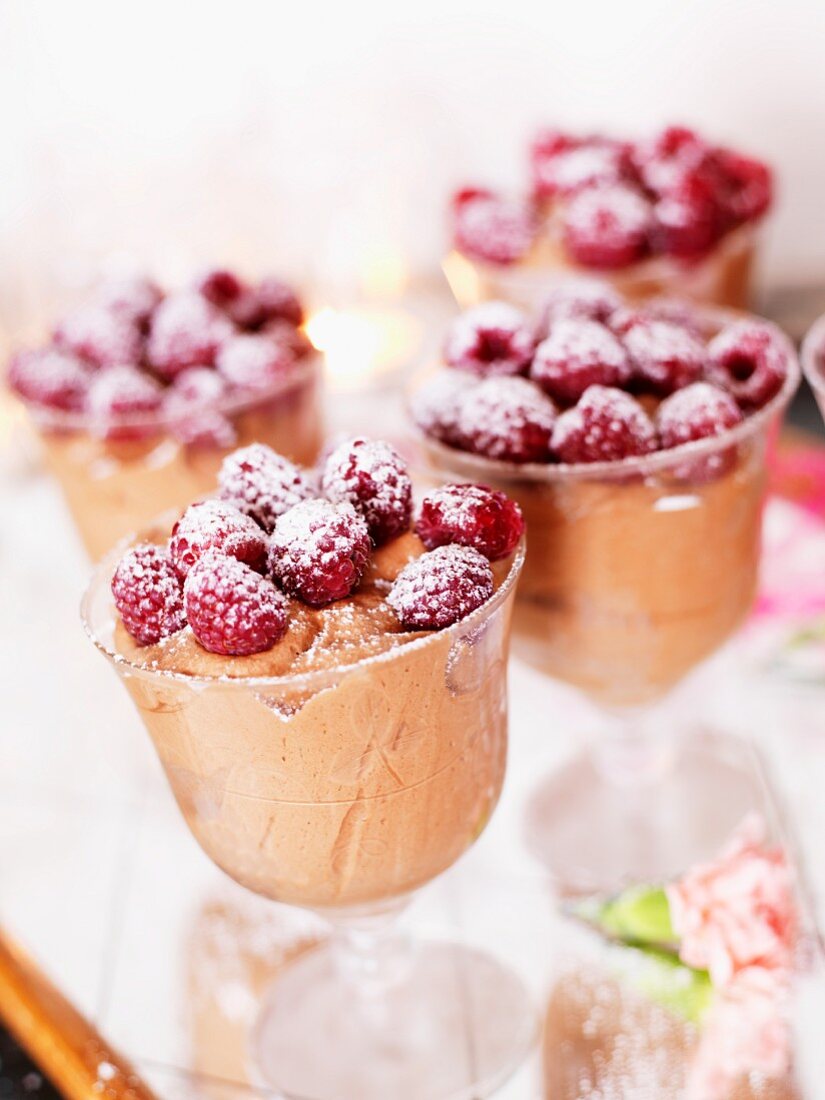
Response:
[414,318,800,898]
[20,357,323,560]
[82,537,535,1099]
[801,314,825,422]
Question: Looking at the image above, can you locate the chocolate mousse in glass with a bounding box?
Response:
[7,270,323,559]
[801,313,825,424]
[82,438,534,1099]
[410,287,800,896]
[444,125,771,313]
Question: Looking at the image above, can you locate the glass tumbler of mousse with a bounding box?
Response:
[7,269,323,559]
[411,288,800,896]
[82,438,534,1100]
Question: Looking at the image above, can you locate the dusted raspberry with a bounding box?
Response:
[184,552,288,656]
[450,186,496,211]
[652,169,724,259]
[94,275,162,326]
[216,333,294,390]
[656,382,743,448]
[164,369,236,449]
[409,371,474,448]
[111,543,185,646]
[269,498,371,607]
[196,268,246,310]
[532,137,633,200]
[621,317,706,394]
[530,319,631,404]
[170,366,227,405]
[321,437,413,545]
[7,348,90,411]
[536,280,623,335]
[551,385,656,463]
[453,193,536,266]
[562,184,653,270]
[218,443,314,532]
[147,291,235,379]
[443,302,535,378]
[170,408,238,450]
[457,376,557,463]
[86,365,163,437]
[706,320,791,409]
[229,277,304,330]
[716,150,773,223]
[54,304,144,368]
[170,499,267,579]
[416,483,524,562]
[261,318,314,360]
[633,126,709,196]
[387,544,494,630]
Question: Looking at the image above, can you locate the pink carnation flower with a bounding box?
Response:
[687,965,792,1099]
[667,814,797,987]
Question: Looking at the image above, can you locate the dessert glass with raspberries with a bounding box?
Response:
[445,125,772,313]
[410,286,799,896]
[801,313,825,424]
[82,440,535,1099]
[6,270,323,559]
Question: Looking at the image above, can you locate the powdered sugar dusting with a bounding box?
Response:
[457,375,557,462]
[453,194,536,266]
[321,437,413,545]
[551,384,656,463]
[55,303,144,368]
[184,551,288,656]
[269,498,371,606]
[147,291,235,378]
[531,318,631,404]
[562,184,653,269]
[111,543,185,646]
[410,371,474,445]
[444,301,534,377]
[170,499,267,579]
[657,381,743,447]
[216,332,294,390]
[387,544,494,630]
[87,364,163,420]
[622,319,706,393]
[8,348,91,411]
[538,279,623,331]
[218,443,314,532]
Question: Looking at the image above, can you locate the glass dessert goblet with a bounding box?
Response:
[412,317,800,897]
[28,357,323,560]
[82,537,535,1100]
[801,313,825,423]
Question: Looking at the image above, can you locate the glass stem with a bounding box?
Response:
[327,900,413,1005]
[591,705,677,787]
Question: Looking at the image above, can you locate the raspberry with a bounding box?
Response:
[530,319,631,404]
[170,499,268,579]
[409,371,474,448]
[184,552,288,656]
[453,193,536,266]
[457,376,557,463]
[532,136,632,199]
[633,126,711,196]
[716,150,773,224]
[269,499,371,607]
[706,320,791,409]
[216,333,294,390]
[218,443,314,532]
[170,366,226,406]
[111,543,185,646]
[416,484,524,562]
[536,280,623,335]
[164,369,235,449]
[562,184,653,270]
[551,385,656,463]
[387,545,494,630]
[196,268,246,310]
[86,365,163,438]
[656,382,743,447]
[7,348,90,411]
[170,408,238,450]
[652,168,724,259]
[321,437,412,545]
[147,291,234,379]
[621,317,706,394]
[229,277,304,330]
[261,318,314,360]
[94,275,162,326]
[450,186,496,211]
[443,302,534,377]
[54,304,144,368]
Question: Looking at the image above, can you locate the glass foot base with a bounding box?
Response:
[525,729,765,898]
[251,939,537,1100]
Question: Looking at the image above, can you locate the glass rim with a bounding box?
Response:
[801,314,825,399]
[447,214,760,277]
[13,351,321,435]
[80,536,525,692]
[408,329,800,483]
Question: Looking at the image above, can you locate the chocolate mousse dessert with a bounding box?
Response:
[445,125,772,311]
[84,439,524,910]
[412,287,799,707]
[7,270,323,558]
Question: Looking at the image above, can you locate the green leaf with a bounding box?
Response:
[613,946,713,1024]
[578,885,677,949]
